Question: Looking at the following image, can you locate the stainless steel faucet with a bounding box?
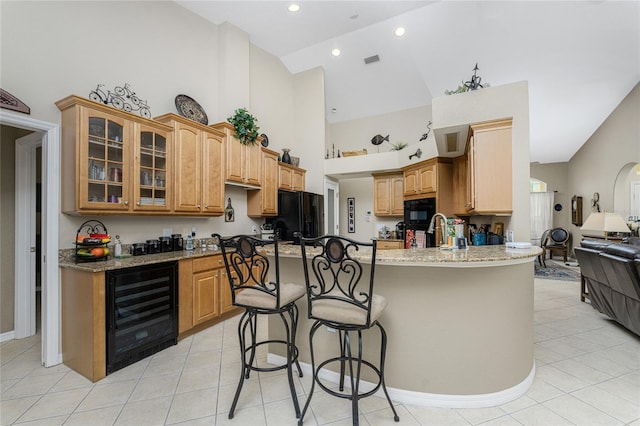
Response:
[428,213,449,246]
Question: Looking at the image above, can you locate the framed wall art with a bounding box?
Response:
[572,195,583,226]
[348,197,355,233]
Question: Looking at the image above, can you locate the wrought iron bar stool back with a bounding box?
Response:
[213,233,305,419]
[297,235,399,425]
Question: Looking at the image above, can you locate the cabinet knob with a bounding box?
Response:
[136,201,141,206]
[124,200,129,206]
[197,204,201,209]
[204,205,209,209]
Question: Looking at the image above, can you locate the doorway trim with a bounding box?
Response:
[15,132,40,339]
[324,177,339,235]
[1,110,61,367]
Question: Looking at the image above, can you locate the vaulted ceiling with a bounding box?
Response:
[175,1,640,164]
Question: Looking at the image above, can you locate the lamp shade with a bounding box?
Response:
[580,211,631,235]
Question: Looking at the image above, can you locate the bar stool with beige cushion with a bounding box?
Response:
[297,235,399,426]
[214,233,305,419]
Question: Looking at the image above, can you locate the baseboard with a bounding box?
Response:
[268,353,536,408]
[0,330,16,343]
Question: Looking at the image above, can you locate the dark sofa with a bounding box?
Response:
[574,239,640,336]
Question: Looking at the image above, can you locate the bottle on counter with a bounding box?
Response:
[185,234,194,250]
[114,235,122,257]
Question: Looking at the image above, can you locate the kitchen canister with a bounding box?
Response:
[473,233,487,246]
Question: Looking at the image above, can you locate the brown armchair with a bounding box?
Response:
[542,227,570,263]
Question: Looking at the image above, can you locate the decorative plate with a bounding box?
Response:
[175,94,208,125]
[260,133,269,147]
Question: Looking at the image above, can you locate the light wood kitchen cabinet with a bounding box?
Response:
[219,266,237,315]
[452,155,468,216]
[279,162,306,191]
[402,157,455,216]
[60,268,106,382]
[247,148,279,217]
[179,255,241,337]
[373,172,404,217]
[56,95,174,215]
[211,122,262,187]
[403,159,437,198]
[192,257,220,325]
[155,114,225,216]
[465,119,513,215]
[376,240,404,250]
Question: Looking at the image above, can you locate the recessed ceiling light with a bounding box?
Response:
[394,27,406,37]
[288,4,300,12]
[331,48,341,57]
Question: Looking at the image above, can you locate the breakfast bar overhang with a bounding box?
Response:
[267,245,542,408]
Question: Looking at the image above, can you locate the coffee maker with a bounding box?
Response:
[395,222,405,241]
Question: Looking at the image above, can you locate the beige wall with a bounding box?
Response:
[330,105,433,155]
[433,82,530,243]
[568,83,640,242]
[1,126,33,333]
[0,2,325,334]
[293,67,326,195]
[0,1,321,250]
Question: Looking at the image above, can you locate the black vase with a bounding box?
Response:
[282,148,291,164]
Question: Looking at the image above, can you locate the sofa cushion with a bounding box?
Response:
[580,239,614,250]
[603,243,640,260]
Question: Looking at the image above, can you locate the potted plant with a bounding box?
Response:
[227,108,260,145]
[389,141,408,151]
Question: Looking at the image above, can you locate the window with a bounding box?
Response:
[530,178,547,193]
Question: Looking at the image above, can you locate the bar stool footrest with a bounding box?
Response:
[243,339,300,374]
[314,356,383,400]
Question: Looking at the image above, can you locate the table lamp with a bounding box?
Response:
[580,211,631,239]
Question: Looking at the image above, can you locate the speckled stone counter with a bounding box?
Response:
[268,244,541,408]
[274,244,542,267]
[58,248,223,272]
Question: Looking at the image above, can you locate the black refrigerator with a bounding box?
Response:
[267,190,324,244]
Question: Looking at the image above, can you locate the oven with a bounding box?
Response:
[404,197,437,247]
[106,261,178,374]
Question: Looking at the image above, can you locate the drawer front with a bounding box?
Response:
[192,255,223,273]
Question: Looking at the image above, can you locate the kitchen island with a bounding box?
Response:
[268,244,542,408]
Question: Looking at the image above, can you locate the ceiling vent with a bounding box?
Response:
[445,133,458,153]
[364,54,380,65]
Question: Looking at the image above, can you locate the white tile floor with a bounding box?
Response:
[2,275,639,425]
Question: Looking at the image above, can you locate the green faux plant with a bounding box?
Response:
[444,81,469,95]
[227,108,260,145]
[389,141,408,151]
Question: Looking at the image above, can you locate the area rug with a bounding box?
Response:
[534,261,581,282]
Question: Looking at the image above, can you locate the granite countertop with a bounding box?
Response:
[59,243,542,272]
[274,244,542,268]
[59,248,223,272]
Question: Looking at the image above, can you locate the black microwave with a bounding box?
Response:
[404,197,436,226]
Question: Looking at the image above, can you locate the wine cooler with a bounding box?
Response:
[106,261,178,374]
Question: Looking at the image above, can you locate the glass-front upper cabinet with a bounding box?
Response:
[132,123,172,211]
[80,108,130,211]
[56,95,175,215]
